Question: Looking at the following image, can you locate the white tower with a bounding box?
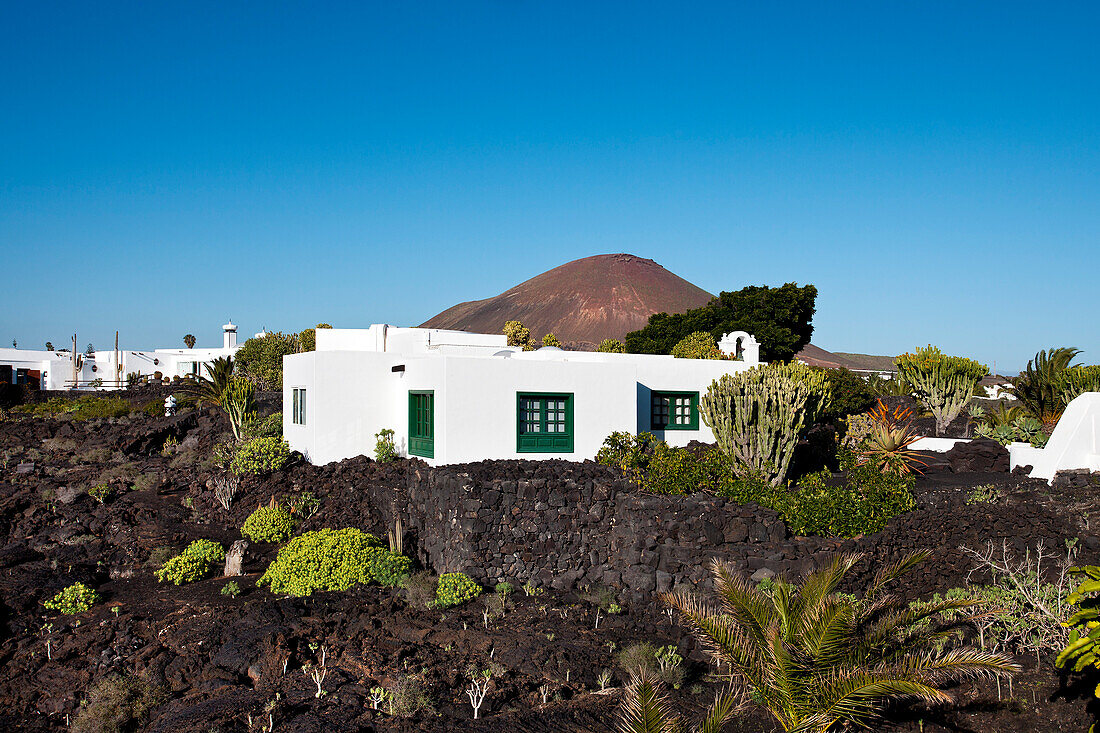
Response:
[223,322,237,349]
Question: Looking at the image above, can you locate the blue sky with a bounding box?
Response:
[2,2,1097,373]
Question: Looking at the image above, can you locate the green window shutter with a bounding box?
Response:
[408,391,435,458]
[517,393,574,453]
[650,391,699,430]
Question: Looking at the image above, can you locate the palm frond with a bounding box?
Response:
[864,550,931,600]
[695,689,747,733]
[708,559,774,646]
[616,670,678,733]
[889,647,1021,686]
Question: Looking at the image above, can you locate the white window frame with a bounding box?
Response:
[292,387,307,425]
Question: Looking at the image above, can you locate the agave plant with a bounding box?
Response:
[1006,347,1081,426]
[856,400,927,475]
[965,403,985,438]
[990,424,1017,446]
[1011,416,1043,443]
[631,554,1019,733]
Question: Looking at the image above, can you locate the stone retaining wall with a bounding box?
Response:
[346,457,1092,601]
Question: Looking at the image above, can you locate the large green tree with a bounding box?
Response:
[625,283,817,362]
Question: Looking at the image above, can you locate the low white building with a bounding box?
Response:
[0,323,241,390]
[283,325,762,466]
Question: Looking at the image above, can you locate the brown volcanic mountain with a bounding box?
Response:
[420,253,714,348]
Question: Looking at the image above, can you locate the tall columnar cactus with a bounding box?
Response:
[1054,365,1100,411]
[894,346,987,436]
[70,333,83,387]
[700,362,830,487]
[222,376,256,441]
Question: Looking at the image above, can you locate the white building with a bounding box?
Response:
[283,325,762,466]
[0,323,241,390]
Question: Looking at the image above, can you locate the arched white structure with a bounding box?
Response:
[717,331,761,364]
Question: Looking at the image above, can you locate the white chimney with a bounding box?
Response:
[223,322,237,349]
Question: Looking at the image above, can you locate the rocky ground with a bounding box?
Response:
[0,389,1098,732]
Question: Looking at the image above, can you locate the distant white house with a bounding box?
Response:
[283,325,762,466]
[0,323,242,390]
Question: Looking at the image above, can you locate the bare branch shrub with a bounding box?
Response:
[213,473,239,511]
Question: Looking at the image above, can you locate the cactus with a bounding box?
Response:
[388,516,404,555]
[70,334,84,387]
[699,362,830,487]
[222,376,256,441]
[1055,365,1100,410]
[894,346,987,436]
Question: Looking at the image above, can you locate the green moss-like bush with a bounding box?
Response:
[241,504,295,543]
[154,539,225,585]
[432,572,481,609]
[772,457,915,537]
[596,433,914,539]
[230,437,290,475]
[243,412,283,440]
[44,582,99,614]
[258,528,412,597]
[14,395,131,420]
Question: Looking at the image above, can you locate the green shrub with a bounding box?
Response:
[243,412,283,439]
[15,395,131,421]
[235,332,299,390]
[221,581,241,598]
[88,483,113,504]
[154,539,225,585]
[818,367,877,422]
[44,582,99,614]
[375,428,397,463]
[774,458,915,537]
[230,436,290,475]
[1057,565,1100,708]
[432,572,481,609]
[671,331,723,360]
[597,338,626,353]
[241,504,295,543]
[599,432,913,538]
[258,528,411,596]
[595,431,659,474]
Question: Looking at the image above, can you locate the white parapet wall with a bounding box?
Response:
[1013,392,1100,482]
[908,437,970,452]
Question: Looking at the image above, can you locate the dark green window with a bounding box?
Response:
[517,393,573,453]
[408,391,434,458]
[651,391,699,430]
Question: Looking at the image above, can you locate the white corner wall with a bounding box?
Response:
[1017,392,1100,482]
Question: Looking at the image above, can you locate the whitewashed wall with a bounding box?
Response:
[284,344,760,466]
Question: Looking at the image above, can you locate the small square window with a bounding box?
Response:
[650,391,699,430]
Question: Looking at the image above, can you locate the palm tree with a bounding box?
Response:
[620,553,1018,733]
[183,334,196,349]
[190,356,234,405]
[1007,347,1080,426]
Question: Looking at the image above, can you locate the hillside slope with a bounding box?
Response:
[420,253,714,348]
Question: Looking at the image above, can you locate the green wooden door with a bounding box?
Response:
[408,391,434,458]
